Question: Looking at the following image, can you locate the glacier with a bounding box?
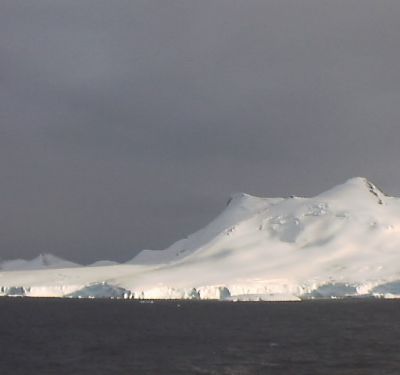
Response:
[2,177,400,300]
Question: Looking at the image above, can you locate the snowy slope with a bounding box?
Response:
[128,192,284,265]
[3,177,400,300]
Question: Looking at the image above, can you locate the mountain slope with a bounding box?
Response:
[0,254,81,271]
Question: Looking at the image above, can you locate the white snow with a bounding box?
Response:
[3,177,400,300]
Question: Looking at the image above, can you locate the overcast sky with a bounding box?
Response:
[1,0,400,263]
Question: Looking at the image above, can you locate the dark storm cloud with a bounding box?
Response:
[1,0,400,262]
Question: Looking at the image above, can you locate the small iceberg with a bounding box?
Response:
[66,282,131,299]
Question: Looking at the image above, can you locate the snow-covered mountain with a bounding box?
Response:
[3,177,400,300]
[0,253,81,271]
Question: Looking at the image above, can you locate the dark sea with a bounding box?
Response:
[1,298,400,375]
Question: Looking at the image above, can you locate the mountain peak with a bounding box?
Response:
[317,177,386,205]
[226,192,256,206]
[345,176,370,185]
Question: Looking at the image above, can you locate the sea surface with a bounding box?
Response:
[1,298,400,374]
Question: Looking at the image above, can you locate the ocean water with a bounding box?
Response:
[1,298,400,374]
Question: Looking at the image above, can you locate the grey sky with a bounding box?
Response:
[1,0,400,263]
